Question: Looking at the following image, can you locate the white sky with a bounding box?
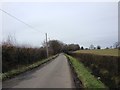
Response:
[0,2,118,48]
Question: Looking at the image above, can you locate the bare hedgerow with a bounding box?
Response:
[2,36,47,73]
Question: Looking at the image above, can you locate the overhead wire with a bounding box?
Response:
[0,8,42,33]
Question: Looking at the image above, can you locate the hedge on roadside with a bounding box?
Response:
[69,52,120,88]
[65,54,106,88]
[2,43,47,73]
[1,54,58,81]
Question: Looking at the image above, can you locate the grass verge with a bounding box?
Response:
[1,54,58,81]
[69,52,119,88]
[65,54,106,88]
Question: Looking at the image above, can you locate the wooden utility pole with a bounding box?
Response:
[45,33,49,57]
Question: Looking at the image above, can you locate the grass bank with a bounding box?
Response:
[65,54,106,88]
[1,54,58,81]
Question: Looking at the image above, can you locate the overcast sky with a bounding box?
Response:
[1,2,118,48]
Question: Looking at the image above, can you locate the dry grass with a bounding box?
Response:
[75,49,119,56]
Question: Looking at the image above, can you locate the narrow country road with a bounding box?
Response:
[3,54,75,88]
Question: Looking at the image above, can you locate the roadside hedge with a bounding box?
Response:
[1,54,58,81]
[65,54,106,88]
[2,44,47,73]
[68,52,120,88]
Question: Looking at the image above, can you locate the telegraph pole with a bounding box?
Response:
[45,33,49,57]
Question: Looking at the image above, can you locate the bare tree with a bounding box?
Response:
[113,42,120,49]
[48,40,64,55]
[2,35,17,46]
[41,40,46,48]
[89,44,94,50]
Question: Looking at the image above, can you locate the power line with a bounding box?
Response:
[0,8,41,32]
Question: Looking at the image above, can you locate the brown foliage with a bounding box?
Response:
[69,52,120,88]
[2,43,47,73]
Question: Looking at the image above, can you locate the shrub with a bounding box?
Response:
[68,52,120,88]
[2,43,47,73]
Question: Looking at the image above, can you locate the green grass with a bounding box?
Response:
[1,54,58,81]
[65,54,106,88]
[75,49,119,56]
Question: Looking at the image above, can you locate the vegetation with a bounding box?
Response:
[113,42,120,49]
[4,35,119,88]
[2,43,47,73]
[43,39,80,54]
[75,49,119,56]
[48,40,64,55]
[2,37,80,80]
[97,45,101,49]
[1,54,58,81]
[69,49,120,88]
[65,54,106,88]
[62,44,80,53]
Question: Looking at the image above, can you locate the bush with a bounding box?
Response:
[65,54,106,88]
[68,52,120,88]
[2,43,47,73]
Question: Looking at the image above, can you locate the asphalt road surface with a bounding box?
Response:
[3,54,75,88]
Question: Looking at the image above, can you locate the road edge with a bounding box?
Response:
[64,54,83,88]
[2,54,59,81]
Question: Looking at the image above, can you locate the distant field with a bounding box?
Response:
[74,49,119,56]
